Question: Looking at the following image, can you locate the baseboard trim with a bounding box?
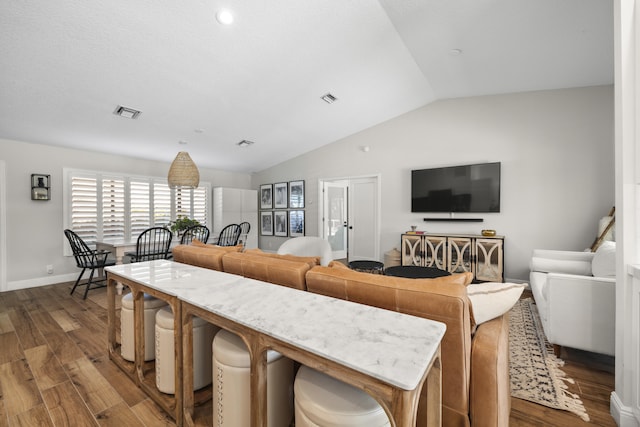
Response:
[6,273,77,292]
[611,391,640,427]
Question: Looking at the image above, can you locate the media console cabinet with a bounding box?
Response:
[401,233,504,282]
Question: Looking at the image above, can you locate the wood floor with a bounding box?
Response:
[0,282,616,426]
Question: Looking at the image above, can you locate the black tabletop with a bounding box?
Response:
[384,265,451,279]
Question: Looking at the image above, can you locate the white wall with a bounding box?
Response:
[253,86,615,281]
[0,138,252,290]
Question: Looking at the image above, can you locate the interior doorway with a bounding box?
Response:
[319,175,380,262]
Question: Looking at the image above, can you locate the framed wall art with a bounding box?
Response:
[289,180,305,208]
[274,182,288,209]
[260,184,273,209]
[274,211,288,236]
[289,210,305,237]
[260,211,273,235]
[31,173,50,201]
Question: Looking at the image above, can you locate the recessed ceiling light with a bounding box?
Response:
[216,9,234,25]
[450,49,463,56]
[321,93,338,104]
[113,105,141,119]
[236,140,255,147]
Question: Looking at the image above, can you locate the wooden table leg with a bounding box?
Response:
[248,338,268,427]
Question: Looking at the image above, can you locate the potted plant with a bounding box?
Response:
[168,216,201,238]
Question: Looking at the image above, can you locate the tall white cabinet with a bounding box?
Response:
[212,187,258,249]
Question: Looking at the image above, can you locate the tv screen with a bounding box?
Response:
[411,162,501,213]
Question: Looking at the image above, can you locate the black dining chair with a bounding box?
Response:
[126,227,173,262]
[64,229,116,299]
[216,223,242,246]
[238,221,251,245]
[180,225,210,245]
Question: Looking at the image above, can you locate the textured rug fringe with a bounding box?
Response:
[509,298,590,422]
[546,352,590,422]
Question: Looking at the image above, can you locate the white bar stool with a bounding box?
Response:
[212,329,294,427]
[155,306,219,394]
[120,292,168,362]
[294,365,390,427]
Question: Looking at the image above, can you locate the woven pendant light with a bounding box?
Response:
[167,151,200,189]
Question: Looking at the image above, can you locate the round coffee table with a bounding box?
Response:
[348,260,385,274]
[384,265,451,279]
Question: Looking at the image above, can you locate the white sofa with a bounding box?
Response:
[529,241,616,356]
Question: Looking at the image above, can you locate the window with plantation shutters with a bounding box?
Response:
[64,169,210,252]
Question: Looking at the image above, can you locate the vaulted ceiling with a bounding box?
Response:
[0,0,613,173]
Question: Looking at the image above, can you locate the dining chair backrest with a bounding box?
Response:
[133,227,173,262]
[64,229,95,268]
[217,223,241,246]
[238,221,251,246]
[181,225,210,245]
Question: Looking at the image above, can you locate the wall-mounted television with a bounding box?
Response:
[411,162,501,213]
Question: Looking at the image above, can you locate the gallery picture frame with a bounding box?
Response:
[289,210,305,237]
[274,182,288,209]
[260,211,273,235]
[289,180,305,208]
[260,184,273,209]
[274,211,288,236]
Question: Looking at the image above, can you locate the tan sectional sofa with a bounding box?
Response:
[171,243,510,427]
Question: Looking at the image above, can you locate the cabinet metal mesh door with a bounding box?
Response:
[447,237,473,274]
[475,238,503,282]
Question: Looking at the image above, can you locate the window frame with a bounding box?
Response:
[63,168,211,255]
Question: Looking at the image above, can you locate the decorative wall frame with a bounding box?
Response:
[260,184,273,209]
[289,180,305,208]
[274,182,288,209]
[260,211,273,235]
[274,211,288,236]
[31,173,50,201]
[289,210,305,237]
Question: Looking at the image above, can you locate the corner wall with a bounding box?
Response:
[253,86,614,281]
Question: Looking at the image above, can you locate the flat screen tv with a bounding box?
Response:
[411,162,501,213]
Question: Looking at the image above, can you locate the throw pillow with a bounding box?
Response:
[592,241,616,278]
[467,282,526,324]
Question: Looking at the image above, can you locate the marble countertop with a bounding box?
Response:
[106,260,446,390]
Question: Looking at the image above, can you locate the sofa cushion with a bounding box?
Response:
[172,244,242,271]
[222,252,312,290]
[592,241,616,278]
[530,257,592,276]
[244,248,320,268]
[467,282,525,324]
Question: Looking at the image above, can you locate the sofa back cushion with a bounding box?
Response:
[305,266,474,424]
[172,244,242,271]
[222,252,313,290]
[592,241,616,278]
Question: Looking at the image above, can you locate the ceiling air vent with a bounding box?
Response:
[321,93,338,104]
[113,105,141,119]
[236,140,255,147]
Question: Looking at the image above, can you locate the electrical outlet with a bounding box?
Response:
[46,265,53,274]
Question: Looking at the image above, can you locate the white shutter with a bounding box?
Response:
[71,175,98,243]
[153,182,171,227]
[131,180,150,235]
[102,178,125,239]
[193,186,208,226]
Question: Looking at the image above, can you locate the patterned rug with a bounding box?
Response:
[509,298,589,421]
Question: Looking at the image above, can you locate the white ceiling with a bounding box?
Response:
[0,0,613,173]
